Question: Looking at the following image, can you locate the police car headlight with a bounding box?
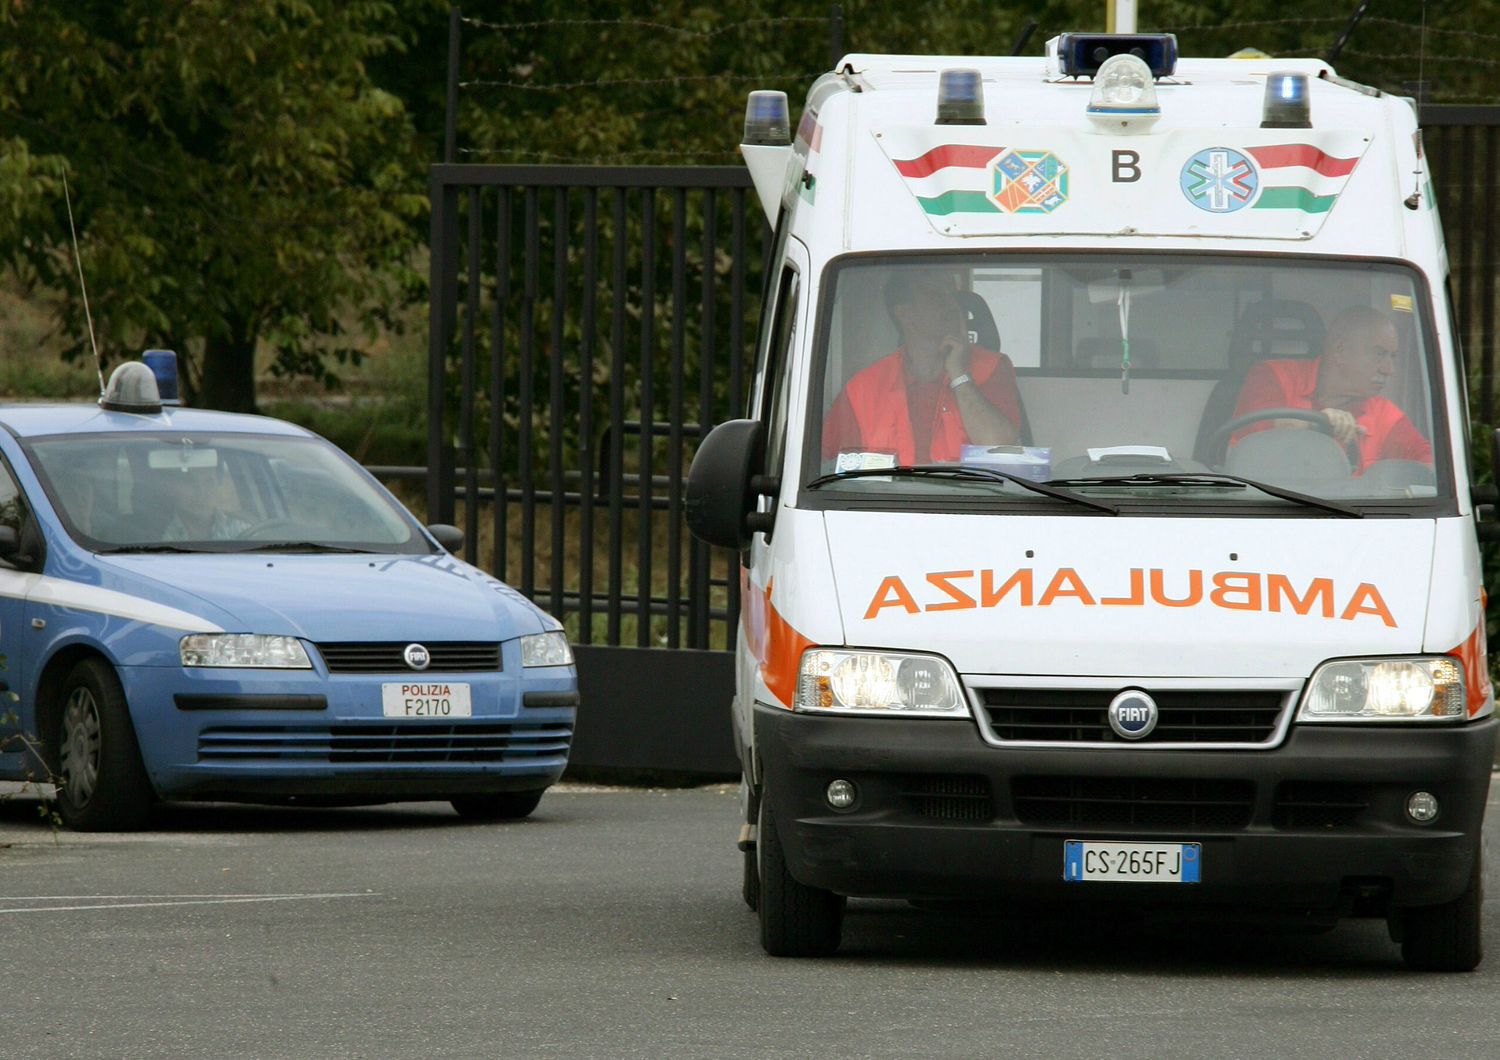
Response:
[521,631,573,667]
[180,634,312,669]
[795,649,967,716]
[1298,658,1465,722]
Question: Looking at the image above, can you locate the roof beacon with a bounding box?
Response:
[1055,32,1177,78]
[936,69,985,125]
[1086,53,1161,133]
[141,349,183,406]
[1262,72,1312,129]
[99,361,163,415]
[743,90,791,146]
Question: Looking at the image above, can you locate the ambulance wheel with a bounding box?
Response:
[743,845,760,911]
[450,789,544,820]
[54,658,153,832]
[757,797,843,957]
[1398,857,1483,972]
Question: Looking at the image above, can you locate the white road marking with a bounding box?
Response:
[0,892,378,914]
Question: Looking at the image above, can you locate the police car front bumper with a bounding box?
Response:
[755,704,1496,913]
[119,663,577,800]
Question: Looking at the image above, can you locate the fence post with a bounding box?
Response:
[427,172,459,525]
[444,6,461,164]
[829,4,844,69]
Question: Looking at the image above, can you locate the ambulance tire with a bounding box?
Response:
[742,845,760,912]
[54,658,154,832]
[449,789,544,820]
[1398,857,1483,972]
[757,797,843,956]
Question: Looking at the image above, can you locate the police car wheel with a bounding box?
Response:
[757,795,843,957]
[1398,856,1483,972]
[54,659,153,832]
[450,790,544,821]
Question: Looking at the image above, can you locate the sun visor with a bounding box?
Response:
[873,126,1371,241]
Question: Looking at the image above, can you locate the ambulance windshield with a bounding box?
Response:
[811,253,1447,510]
[26,432,429,553]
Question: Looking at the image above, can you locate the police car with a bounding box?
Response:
[0,355,577,830]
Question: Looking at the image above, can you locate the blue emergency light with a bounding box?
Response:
[936,68,985,125]
[1056,33,1178,79]
[1262,72,1312,128]
[141,348,182,406]
[743,91,791,146]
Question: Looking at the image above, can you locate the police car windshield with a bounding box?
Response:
[24,432,431,554]
[809,253,1450,511]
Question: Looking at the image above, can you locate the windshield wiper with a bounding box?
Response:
[231,541,384,554]
[97,544,218,554]
[1044,472,1363,518]
[807,464,1119,514]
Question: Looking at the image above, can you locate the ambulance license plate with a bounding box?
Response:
[381,682,472,718]
[1063,841,1201,883]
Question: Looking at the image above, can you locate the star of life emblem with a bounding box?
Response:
[1181,147,1259,213]
[989,150,1069,214]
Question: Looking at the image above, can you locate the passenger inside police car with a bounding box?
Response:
[822,270,1023,466]
[1228,304,1432,474]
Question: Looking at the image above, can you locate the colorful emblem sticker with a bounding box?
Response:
[989,150,1069,214]
[1181,147,1260,213]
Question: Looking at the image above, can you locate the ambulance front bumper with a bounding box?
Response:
[755,705,1496,912]
[119,664,577,800]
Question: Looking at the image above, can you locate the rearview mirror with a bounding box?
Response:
[686,419,773,551]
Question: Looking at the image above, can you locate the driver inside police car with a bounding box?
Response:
[154,462,253,542]
[1229,304,1433,472]
[822,270,1023,465]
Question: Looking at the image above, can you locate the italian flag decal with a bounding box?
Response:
[1246,143,1359,213]
[891,143,1070,216]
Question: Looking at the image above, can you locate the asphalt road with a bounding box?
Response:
[2,781,1499,1060]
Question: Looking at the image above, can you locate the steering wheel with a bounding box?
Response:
[1207,407,1339,459]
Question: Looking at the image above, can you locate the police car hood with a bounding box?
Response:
[91,553,551,642]
[823,512,1434,678]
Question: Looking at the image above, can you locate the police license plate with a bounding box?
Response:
[1063,841,1201,883]
[381,682,472,718]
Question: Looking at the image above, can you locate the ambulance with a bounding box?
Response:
[686,34,1498,969]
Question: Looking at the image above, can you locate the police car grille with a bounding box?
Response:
[315,642,501,673]
[196,723,571,763]
[980,689,1286,744]
[1013,776,1255,830]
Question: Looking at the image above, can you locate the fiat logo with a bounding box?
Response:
[1108,689,1158,740]
[403,643,431,671]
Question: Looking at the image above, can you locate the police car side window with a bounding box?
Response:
[0,459,26,536]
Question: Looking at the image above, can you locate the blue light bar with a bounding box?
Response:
[936,68,985,125]
[141,348,182,406]
[1056,33,1178,78]
[1262,72,1311,128]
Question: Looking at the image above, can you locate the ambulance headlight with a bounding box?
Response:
[796,649,966,716]
[180,634,312,669]
[1298,658,1466,722]
[520,631,574,667]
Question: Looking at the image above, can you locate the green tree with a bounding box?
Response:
[0,0,428,411]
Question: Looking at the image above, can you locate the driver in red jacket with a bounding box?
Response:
[1230,305,1432,472]
[822,273,1022,466]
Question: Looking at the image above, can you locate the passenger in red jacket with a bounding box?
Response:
[1230,305,1432,472]
[822,273,1022,466]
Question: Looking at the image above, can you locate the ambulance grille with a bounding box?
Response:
[196,722,572,763]
[1272,782,1370,829]
[1013,776,1255,830]
[898,775,993,821]
[979,689,1286,744]
[315,642,501,674]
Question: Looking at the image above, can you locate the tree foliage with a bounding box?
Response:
[0,0,428,411]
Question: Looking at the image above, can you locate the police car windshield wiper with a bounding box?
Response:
[1044,472,1363,518]
[97,543,219,554]
[231,541,385,554]
[807,464,1119,514]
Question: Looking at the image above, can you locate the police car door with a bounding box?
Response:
[0,454,37,770]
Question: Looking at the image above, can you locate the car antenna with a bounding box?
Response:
[59,163,106,398]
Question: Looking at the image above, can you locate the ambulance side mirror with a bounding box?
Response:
[686,419,776,551]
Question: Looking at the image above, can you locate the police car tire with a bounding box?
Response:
[1399,857,1483,972]
[449,790,544,820]
[54,659,153,833]
[757,797,843,957]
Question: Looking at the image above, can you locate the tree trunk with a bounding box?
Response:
[197,332,259,413]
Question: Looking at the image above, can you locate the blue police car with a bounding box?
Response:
[0,357,577,830]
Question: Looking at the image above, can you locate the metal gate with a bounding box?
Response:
[426,108,1500,778]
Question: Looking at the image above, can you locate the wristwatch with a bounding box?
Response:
[948,373,973,391]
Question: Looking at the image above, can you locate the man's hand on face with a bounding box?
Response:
[940,335,970,382]
[1321,407,1366,448]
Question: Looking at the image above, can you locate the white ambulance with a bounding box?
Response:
[686,34,1497,969]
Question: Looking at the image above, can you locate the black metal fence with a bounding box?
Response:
[426,108,1500,654]
[426,164,765,651]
